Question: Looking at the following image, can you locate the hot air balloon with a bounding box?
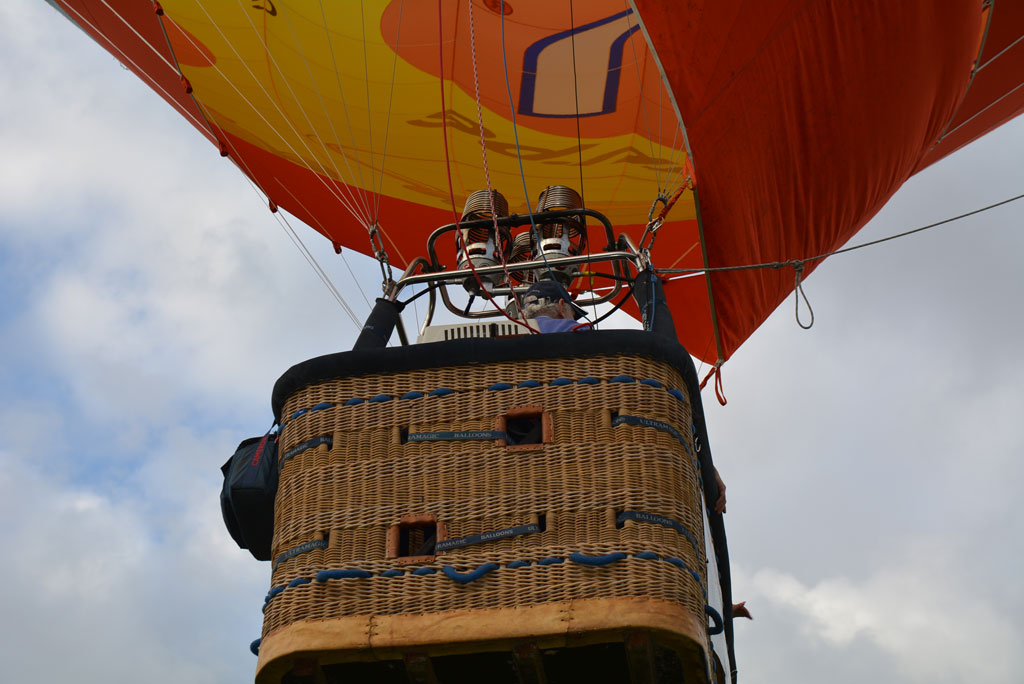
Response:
[47,1,1024,682]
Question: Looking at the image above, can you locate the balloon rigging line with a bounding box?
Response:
[230,0,372,224]
[280,1,375,224]
[976,30,1024,73]
[497,0,561,291]
[567,1,600,326]
[657,191,1024,277]
[56,2,208,136]
[152,6,241,156]
[230,0,376,227]
[625,2,697,175]
[370,0,406,224]
[438,0,535,334]
[338,251,374,313]
[568,1,587,208]
[278,1,374,223]
[99,0,365,324]
[939,78,1024,144]
[622,4,689,203]
[358,0,381,224]
[317,0,375,222]
[252,180,363,326]
[271,180,374,312]
[161,2,368,329]
[187,2,374,230]
[278,210,364,328]
[622,3,661,192]
[656,35,667,190]
[239,175,362,328]
[98,0,177,73]
[151,0,371,240]
[933,5,995,151]
[465,0,526,320]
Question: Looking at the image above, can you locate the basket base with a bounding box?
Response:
[256,596,711,684]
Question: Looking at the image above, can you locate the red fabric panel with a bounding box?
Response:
[639,0,984,362]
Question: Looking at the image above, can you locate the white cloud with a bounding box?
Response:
[1,3,376,425]
[741,556,1021,683]
[0,419,266,684]
[4,4,1024,684]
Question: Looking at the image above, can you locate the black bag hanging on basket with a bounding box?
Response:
[220,432,278,561]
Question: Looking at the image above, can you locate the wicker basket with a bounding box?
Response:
[257,350,714,683]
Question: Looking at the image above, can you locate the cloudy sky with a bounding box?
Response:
[2,3,1022,683]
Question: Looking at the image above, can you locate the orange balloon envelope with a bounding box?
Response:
[49,0,1024,365]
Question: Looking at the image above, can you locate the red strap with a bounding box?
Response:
[699,364,728,406]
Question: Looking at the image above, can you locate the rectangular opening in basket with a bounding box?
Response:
[386,513,447,563]
[496,405,551,450]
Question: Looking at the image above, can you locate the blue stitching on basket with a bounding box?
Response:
[259,551,707,619]
[442,563,499,584]
[569,551,627,566]
[282,377,690,430]
[316,569,372,581]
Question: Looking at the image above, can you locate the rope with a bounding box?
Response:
[144,1,381,327]
[278,1,375,223]
[657,192,1024,276]
[465,0,523,316]
[699,364,727,407]
[498,0,560,286]
[317,0,375,219]
[656,191,1024,345]
[792,262,814,329]
[437,0,536,333]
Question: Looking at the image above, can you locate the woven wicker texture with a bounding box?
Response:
[265,354,707,657]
